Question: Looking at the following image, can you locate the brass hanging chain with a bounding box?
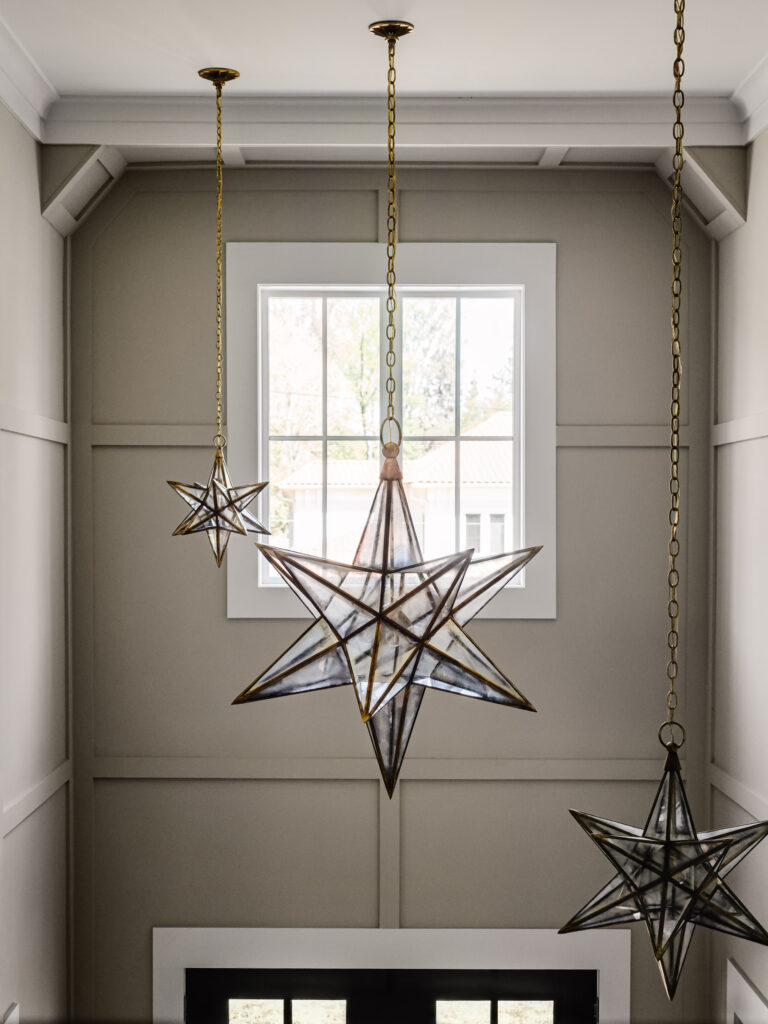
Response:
[665,0,685,738]
[214,81,225,448]
[384,34,398,436]
[198,68,239,446]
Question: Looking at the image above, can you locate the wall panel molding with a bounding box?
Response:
[91,755,668,782]
[2,759,71,838]
[89,423,688,449]
[709,762,768,822]
[712,411,768,447]
[0,403,69,444]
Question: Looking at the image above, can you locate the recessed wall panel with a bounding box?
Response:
[0,787,68,1022]
[92,446,373,759]
[718,130,768,423]
[93,779,379,1022]
[0,432,67,803]
[405,447,689,762]
[89,184,377,426]
[713,439,768,786]
[0,106,64,422]
[399,179,706,428]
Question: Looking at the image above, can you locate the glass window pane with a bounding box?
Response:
[269,439,323,555]
[498,1001,554,1024]
[490,512,505,551]
[403,439,456,559]
[460,440,514,556]
[327,296,380,436]
[435,1000,491,1024]
[326,440,380,562]
[292,999,346,1024]
[269,296,323,435]
[465,513,481,551]
[403,296,456,436]
[229,998,283,1023]
[460,296,515,436]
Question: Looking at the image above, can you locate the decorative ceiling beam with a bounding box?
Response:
[40,144,126,236]
[41,96,745,153]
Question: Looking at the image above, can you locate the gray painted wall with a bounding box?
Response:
[711,128,768,1017]
[70,165,713,1022]
[0,103,69,1021]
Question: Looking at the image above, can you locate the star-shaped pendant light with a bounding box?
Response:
[559,0,768,997]
[235,444,539,793]
[169,447,267,567]
[168,67,268,564]
[560,739,768,999]
[235,22,541,794]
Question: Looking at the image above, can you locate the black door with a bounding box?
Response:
[185,967,598,1024]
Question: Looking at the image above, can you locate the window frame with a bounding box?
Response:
[184,966,596,1024]
[226,243,556,619]
[154,927,630,1024]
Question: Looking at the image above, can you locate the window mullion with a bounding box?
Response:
[322,296,328,559]
[395,297,403,435]
[454,296,461,552]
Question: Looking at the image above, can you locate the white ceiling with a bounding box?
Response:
[1,0,767,178]
[2,0,768,100]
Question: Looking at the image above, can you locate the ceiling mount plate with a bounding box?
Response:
[369,20,414,39]
[198,68,240,87]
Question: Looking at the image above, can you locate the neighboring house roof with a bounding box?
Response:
[281,412,513,490]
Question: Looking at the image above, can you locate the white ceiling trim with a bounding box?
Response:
[731,51,768,141]
[40,95,746,155]
[0,11,57,137]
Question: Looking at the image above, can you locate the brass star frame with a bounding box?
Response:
[169,447,268,567]
[560,742,768,999]
[235,448,539,794]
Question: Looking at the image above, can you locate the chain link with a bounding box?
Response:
[214,82,225,447]
[384,35,399,437]
[666,0,685,728]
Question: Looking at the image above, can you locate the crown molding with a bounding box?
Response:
[731,52,768,141]
[41,94,745,153]
[0,12,57,138]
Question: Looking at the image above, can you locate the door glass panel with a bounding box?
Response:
[498,1001,554,1024]
[229,998,283,1023]
[435,1001,491,1024]
[292,999,346,1023]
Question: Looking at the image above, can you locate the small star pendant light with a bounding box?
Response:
[559,0,768,999]
[235,22,541,795]
[168,68,268,565]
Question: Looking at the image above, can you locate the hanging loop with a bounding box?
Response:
[380,416,402,450]
[658,720,686,751]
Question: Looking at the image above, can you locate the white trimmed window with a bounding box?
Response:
[226,243,556,619]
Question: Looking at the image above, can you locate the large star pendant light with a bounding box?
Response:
[169,447,268,567]
[235,446,539,794]
[559,0,768,997]
[168,67,268,565]
[560,742,768,999]
[235,21,541,794]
